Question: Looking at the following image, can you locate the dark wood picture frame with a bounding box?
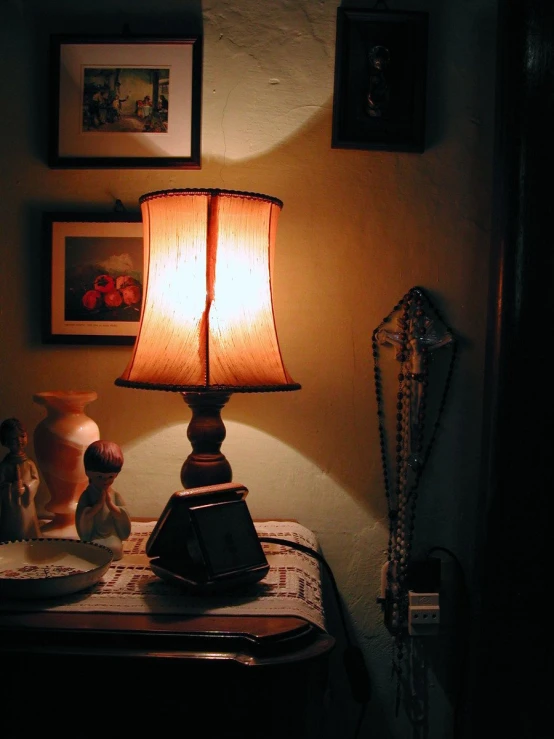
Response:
[42,212,143,345]
[49,34,202,169]
[331,8,428,153]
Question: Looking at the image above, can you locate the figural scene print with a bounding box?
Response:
[82,67,169,133]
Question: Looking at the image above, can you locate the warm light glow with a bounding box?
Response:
[116,188,299,393]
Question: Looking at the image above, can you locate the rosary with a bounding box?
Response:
[372,287,457,710]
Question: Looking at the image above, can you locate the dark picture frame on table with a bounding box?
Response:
[48,35,202,168]
[331,8,428,153]
[42,212,143,345]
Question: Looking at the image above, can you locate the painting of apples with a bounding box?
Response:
[64,235,143,322]
[44,213,144,345]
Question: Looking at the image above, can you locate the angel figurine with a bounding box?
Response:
[0,418,41,541]
[75,440,131,560]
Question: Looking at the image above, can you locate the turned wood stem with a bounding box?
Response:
[180,391,233,489]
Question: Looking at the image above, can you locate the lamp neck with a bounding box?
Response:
[180,391,233,489]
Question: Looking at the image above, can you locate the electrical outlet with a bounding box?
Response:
[408,591,440,636]
[378,561,442,635]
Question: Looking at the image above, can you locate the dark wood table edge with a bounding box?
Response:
[0,611,335,665]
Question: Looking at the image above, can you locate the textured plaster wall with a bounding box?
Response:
[0,1,497,737]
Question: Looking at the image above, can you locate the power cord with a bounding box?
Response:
[426,545,470,739]
[258,536,371,738]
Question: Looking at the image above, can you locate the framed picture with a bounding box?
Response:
[43,212,144,345]
[49,35,202,168]
[331,9,428,153]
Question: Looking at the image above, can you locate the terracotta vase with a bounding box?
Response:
[33,391,100,538]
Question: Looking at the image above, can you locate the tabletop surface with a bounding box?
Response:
[0,520,336,666]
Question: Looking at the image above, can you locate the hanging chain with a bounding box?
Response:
[372,286,457,705]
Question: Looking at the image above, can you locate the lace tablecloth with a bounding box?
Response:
[0,521,326,632]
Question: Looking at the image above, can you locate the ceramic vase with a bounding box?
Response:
[33,390,100,538]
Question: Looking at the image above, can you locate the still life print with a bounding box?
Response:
[64,236,143,323]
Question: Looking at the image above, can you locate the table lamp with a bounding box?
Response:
[115,188,300,489]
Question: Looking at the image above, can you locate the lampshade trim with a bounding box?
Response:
[139,188,283,209]
[114,378,301,393]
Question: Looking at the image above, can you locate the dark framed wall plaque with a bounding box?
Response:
[331,8,429,153]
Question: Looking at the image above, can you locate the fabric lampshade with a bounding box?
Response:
[115,188,300,394]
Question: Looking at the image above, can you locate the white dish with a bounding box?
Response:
[0,538,113,599]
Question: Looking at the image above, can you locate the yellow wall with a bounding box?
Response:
[0,1,497,736]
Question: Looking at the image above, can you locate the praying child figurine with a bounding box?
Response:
[0,418,41,541]
[75,440,131,560]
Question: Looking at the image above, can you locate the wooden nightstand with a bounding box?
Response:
[0,610,334,738]
[0,520,335,739]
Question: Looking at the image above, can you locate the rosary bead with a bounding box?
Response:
[374,287,456,690]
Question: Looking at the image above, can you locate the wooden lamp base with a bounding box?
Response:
[180,391,233,489]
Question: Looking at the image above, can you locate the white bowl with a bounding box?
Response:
[0,538,113,599]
